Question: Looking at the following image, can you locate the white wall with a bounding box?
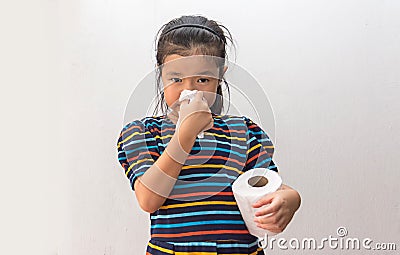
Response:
[1,0,399,254]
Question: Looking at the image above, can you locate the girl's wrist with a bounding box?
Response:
[165,128,196,164]
[177,125,199,142]
[285,189,301,212]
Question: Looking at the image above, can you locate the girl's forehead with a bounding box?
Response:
[162,54,219,77]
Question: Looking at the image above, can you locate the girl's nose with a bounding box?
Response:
[182,77,197,90]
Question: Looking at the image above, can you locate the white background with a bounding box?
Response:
[0,0,399,254]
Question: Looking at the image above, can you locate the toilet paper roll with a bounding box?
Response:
[232,168,283,239]
[177,89,204,138]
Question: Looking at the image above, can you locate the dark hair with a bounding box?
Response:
[152,15,236,116]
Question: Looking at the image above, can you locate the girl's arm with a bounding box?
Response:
[134,128,197,213]
[135,92,213,213]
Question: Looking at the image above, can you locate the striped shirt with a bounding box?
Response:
[117,113,278,243]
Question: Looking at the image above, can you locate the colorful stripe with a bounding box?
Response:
[117,114,277,254]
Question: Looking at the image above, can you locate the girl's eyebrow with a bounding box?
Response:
[196,71,216,76]
[166,71,216,76]
[166,71,182,76]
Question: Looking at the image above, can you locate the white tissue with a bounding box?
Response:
[177,89,204,138]
[232,168,283,239]
[179,89,199,102]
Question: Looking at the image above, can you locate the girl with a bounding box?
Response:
[117,15,301,255]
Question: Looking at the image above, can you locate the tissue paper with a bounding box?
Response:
[232,168,283,239]
[177,89,204,138]
[179,89,199,102]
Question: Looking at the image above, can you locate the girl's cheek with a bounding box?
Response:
[164,92,180,107]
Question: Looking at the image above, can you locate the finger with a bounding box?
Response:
[169,114,179,123]
[201,118,214,132]
[257,216,286,233]
[193,90,204,101]
[253,194,274,208]
[179,99,190,109]
[254,219,280,232]
[206,118,214,130]
[201,91,209,102]
[168,107,179,117]
[255,210,281,225]
[277,217,289,232]
[170,98,181,108]
[254,199,281,217]
[167,111,177,119]
[179,99,190,112]
[182,98,190,104]
[256,222,282,234]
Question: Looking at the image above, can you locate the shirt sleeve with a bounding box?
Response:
[242,116,279,173]
[116,119,160,191]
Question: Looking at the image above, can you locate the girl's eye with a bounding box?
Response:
[170,78,182,83]
[198,78,210,83]
[169,77,210,83]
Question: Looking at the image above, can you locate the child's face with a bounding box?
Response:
[160,54,228,109]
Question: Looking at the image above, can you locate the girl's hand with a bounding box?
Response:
[252,185,301,234]
[176,91,213,139]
